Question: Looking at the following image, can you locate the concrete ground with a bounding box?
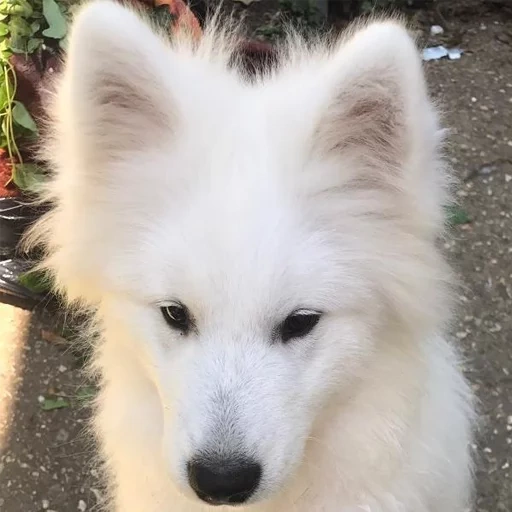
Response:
[0,6,511,512]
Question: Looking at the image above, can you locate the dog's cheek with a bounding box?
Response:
[302,317,377,405]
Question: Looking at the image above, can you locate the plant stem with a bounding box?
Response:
[1,59,23,185]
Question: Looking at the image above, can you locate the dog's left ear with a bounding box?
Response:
[308,21,446,233]
[315,21,438,172]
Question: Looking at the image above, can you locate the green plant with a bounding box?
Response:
[445,205,471,226]
[148,3,176,29]
[255,0,325,42]
[0,0,68,193]
[18,268,52,293]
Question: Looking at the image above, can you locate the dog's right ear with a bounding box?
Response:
[28,1,185,302]
[58,0,176,167]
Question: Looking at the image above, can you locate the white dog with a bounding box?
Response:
[27,1,475,510]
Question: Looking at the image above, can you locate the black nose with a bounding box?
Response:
[187,456,261,505]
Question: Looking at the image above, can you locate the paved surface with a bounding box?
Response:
[426,13,512,512]
[0,307,99,511]
[0,6,511,512]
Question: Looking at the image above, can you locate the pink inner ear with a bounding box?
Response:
[316,76,405,169]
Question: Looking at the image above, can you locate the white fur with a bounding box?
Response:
[26,2,475,511]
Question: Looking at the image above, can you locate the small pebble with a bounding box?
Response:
[56,429,70,443]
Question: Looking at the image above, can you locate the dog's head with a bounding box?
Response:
[30,1,450,506]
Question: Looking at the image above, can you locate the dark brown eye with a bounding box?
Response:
[161,303,191,333]
[280,310,321,343]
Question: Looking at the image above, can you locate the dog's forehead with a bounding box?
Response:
[169,121,302,263]
[140,100,341,308]
[177,183,300,277]
[152,169,333,311]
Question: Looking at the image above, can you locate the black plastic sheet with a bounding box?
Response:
[0,197,47,309]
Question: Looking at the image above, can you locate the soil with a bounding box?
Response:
[0,152,18,199]
[1,1,511,511]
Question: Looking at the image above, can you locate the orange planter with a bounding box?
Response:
[155,0,203,40]
[0,150,18,198]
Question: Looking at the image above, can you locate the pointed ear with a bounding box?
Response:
[59,1,175,165]
[315,21,435,172]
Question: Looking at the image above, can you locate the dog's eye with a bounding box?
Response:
[280,310,321,343]
[161,303,191,333]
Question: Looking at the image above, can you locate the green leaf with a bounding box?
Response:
[9,34,29,54]
[42,0,67,39]
[8,15,34,54]
[9,15,33,37]
[445,205,471,225]
[1,116,9,143]
[30,21,41,33]
[0,0,33,17]
[0,72,11,111]
[27,37,43,53]
[12,101,38,132]
[40,397,70,411]
[149,5,176,30]
[0,37,12,59]
[18,269,51,293]
[76,385,97,403]
[12,163,46,192]
[0,21,8,36]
